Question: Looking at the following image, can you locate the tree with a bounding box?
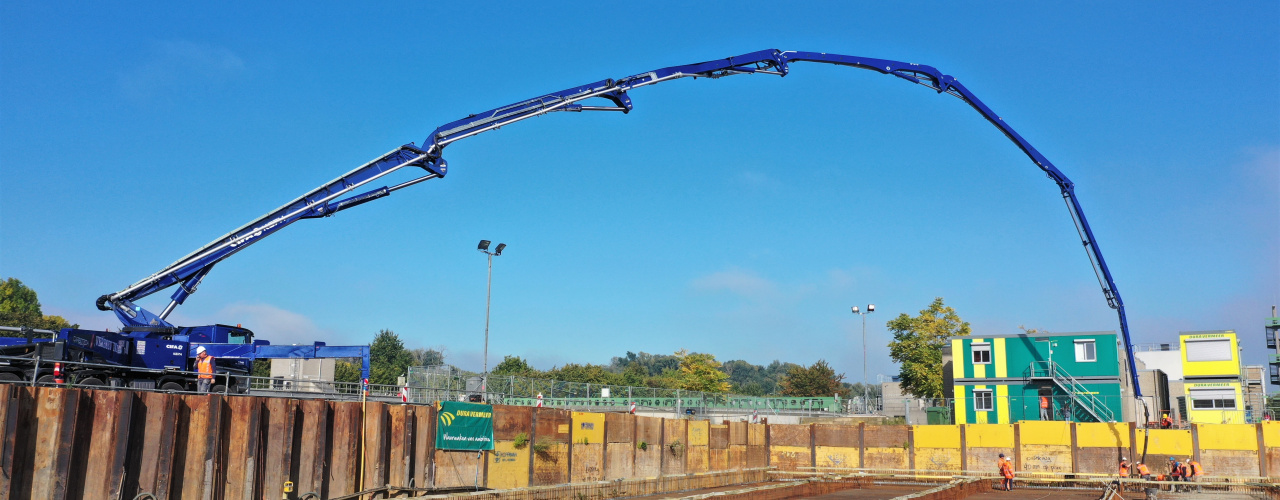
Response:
[779,360,849,397]
[676,349,730,393]
[0,277,77,334]
[886,297,970,399]
[492,355,538,377]
[546,363,619,385]
[369,329,415,385]
[619,362,648,387]
[334,360,362,383]
[410,347,446,367]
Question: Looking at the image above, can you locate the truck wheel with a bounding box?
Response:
[160,382,185,392]
[212,384,227,394]
[35,375,55,385]
[78,377,105,387]
[0,373,20,382]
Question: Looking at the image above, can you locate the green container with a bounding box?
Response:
[926,406,952,425]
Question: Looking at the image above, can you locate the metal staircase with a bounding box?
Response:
[1029,361,1116,422]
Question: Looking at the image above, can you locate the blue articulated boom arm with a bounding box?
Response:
[98,49,1139,396]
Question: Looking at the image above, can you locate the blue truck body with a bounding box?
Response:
[0,325,370,391]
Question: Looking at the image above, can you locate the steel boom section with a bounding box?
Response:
[100,49,1139,395]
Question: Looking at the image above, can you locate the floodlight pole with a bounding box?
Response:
[852,304,875,414]
[484,251,492,391]
[478,240,506,396]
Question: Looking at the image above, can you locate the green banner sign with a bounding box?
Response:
[435,401,495,450]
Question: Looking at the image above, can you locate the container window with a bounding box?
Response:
[1074,340,1097,362]
[972,343,992,364]
[973,389,994,411]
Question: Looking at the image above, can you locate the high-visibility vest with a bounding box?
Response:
[1040,397,1049,409]
[197,355,215,380]
[1171,462,1183,477]
[999,460,1014,479]
[1119,461,1129,476]
[1189,460,1203,476]
[1137,463,1151,476]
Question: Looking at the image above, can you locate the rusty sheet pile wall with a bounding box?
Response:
[4,385,1280,500]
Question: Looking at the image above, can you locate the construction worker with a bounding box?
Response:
[1168,456,1185,492]
[1040,395,1051,420]
[1161,413,1173,429]
[1187,457,1203,491]
[195,346,215,393]
[1136,461,1152,480]
[998,453,1014,491]
[1119,457,1130,477]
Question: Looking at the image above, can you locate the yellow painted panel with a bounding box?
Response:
[913,425,961,449]
[1262,422,1280,447]
[487,441,531,489]
[571,412,605,445]
[1020,444,1072,473]
[1181,333,1240,377]
[1019,421,1071,446]
[748,424,766,446]
[973,362,986,378]
[916,447,962,471]
[954,386,967,424]
[814,446,859,468]
[994,338,1007,377]
[952,339,965,379]
[966,424,1015,448]
[1076,423,1129,448]
[1197,424,1258,451]
[769,445,812,471]
[1136,429,1193,457]
[996,385,1009,424]
[1188,409,1246,424]
[688,420,709,446]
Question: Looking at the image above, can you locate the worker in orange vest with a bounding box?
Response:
[998,453,1014,491]
[1119,457,1130,477]
[1135,461,1152,480]
[1161,413,1172,429]
[1040,396,1051,420]
[1187,457,1203,491]
[195,346,215,393]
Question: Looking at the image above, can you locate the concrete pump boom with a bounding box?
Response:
[97,49,1141,396]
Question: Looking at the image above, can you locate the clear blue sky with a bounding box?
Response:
[2,2,1277,383]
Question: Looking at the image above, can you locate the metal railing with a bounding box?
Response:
[405,365,862,417]
[1030,361,1115,422]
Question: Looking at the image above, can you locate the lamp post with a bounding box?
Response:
[477,240,506,395]
[851,304,875,414]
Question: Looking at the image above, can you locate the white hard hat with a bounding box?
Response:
[196,346,207,354]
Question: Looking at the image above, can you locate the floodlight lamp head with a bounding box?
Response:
[851,306,860,314]
[478,240,491,251]
[494,243,506,256]
[867,304,875,313]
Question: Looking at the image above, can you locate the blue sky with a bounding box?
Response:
[2,2,1277,384]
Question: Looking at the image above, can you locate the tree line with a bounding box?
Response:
[2,276,968,399]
